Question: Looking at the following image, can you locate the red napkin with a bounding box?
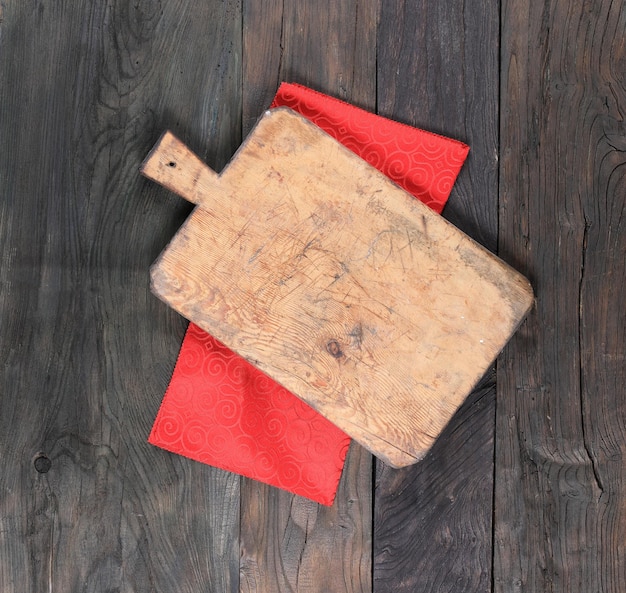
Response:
[271,83,468,214]
[149,82,469,505]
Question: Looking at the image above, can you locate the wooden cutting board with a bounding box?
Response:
[141,108,533,467]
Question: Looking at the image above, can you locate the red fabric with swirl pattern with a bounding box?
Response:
[271,83,469,213]
[148,83,469,505]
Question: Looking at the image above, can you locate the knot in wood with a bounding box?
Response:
[326,340,344,358]
[34,454,51,473]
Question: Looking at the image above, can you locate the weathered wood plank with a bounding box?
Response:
[242,0,378,131]
[240,444,371,593]
[0,1,242,591]
[374,0,500,591]
[239,2,378,591]
[496,1,626,591]
[142,111,531,467]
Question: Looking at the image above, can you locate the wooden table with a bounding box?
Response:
[1,2,624,592]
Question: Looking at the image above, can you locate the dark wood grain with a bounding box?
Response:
[240,444,372,593]
[0,1,242,591]
[239,2,378,592]
[496,1,626,591]
[242,0,378,132]
[374,1,499,591]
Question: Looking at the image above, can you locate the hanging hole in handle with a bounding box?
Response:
[167,161,176,168]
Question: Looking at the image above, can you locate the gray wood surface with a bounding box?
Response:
[0,2,242,592]
[1,0,624,591]
[496,1,626,592]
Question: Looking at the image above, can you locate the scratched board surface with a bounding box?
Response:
[142,108,533,467]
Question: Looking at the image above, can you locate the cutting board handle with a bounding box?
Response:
[140,131,218,206]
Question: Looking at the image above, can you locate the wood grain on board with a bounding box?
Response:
[141,108,533,467]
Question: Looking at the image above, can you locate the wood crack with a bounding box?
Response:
[578,215,604,495]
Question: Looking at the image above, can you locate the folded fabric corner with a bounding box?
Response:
[149,324,349,505]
